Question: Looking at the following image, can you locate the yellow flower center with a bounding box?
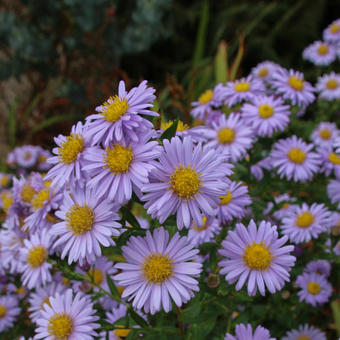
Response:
[326,79,338,90]
[66,204,94,235]
[296,211,314,228]
[0,305,7,319]
[258,104,274,118]
[104,144,133,174]
[58,134,84,164]
[288,76,304,91]
[48,313,73,338]
[317,44,329,55]
[192,216,209,231]
[330,23,340,34]
[234,82,250,92]
[27,246,47,268]
[258,67,268,78]
[282,202,290,210]
[41,296,52,310]
[198,89,214,104]
[16,286,26,295]
[114,326,132,338]
[143,253,173,284]
[307,281,321,295]
[24,151,32,160]
[217,128,235,144]
[243,242,272,270]
[329,152,340,165]
[32,189,50,210]
[169,165,201,199]
[161,120,189,132]
[21,184,37,203]
[38,155,47,164]
[288,148,306,164]
[1,193,13,213]
[102,95,129,122]
[319,128,332,140]
[87,268,104,285]
[219,190,233,205]
[0,176,9,187]
[297,336,312,340]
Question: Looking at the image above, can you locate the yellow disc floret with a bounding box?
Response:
[319,128,332,140]
[48,313,73,338]
[170,165,201,199]
[32,189,50,210]
[330,23,340,34]
[288,76,304,91]
[87,268,104,285]
[27,246,47,268]
[258,68,268,78]
[218,128,235,144]
[297,335,312,340]
[192,216,209,231]
[326,79,338,90]
[102,95,129,123]
[104,144,133,174]
[143,253,173,284]
[219,190,233,205]
[0,176,9,187]
[0,305,7,319]
[58,134,84,164]
[21,184,37,203]
[258,104,274,118]
[288,148,306,164]
[296,211,314,228]
[114,327,132,338]
[243,242,272,270]
[307,281,321,295]
[317,44,329,55]
[329,152,340,165]
[198,89,214,104]
[234,82,250,92]
[1,192,13,213]
[66,204,94,235]
[161,120,189,132]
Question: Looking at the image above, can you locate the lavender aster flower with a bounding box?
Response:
[328,179,340,208]
[333,240,340,256]
[271,69,315,106]
[303,41,337,66]
[35,288,100,339]
[188,216,221,247]
[296,272,332,306]
[51,185,121,264]
[142,136,232,229]
[0,295,20,332]
[85,80,157,146]
[311,122,338,147]
[317,146,340,177]
[270,136,320,182]
[191,86,222,120]
[323,18,340,43]
[83,131,161,204]
[281,203,331,244]
[203,113,254,163]
[241,95,290,137]
[305,259,331,278]
[316,72,340,100]
[251,61,282,83]
[282,324,326,340]
[250,157,272,180]
[114,227,202,314]
[14,145,40,168]
[225,323,275,340]
[219,220,296,296]
[217,181,251,224]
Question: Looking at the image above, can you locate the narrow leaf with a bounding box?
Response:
[121,206,141,229]
[159,120,178,141]
[215,40,228,84]
[106,274,121,301]
[128,307,149,328]
[228,33,244,81]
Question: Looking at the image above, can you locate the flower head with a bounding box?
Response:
[225,323,275,340]
[311,122,338,147]
[0,295,20,332]
[188,215,221,247]
[303,40,337,66]
[316,72,340,100]
[323,18,340,43]
[305,259,331,278]
[282,324,326,340]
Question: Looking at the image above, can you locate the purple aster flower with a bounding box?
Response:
[225,323,275,340]
[202,113,254,163]
[296,272,332,306]
[241,95,290,137]
[114,227,202,314]
[85,80,157,146]
[251,60,282,83]
[20,229,53,289]
[36,148,52,172]
[333,240,340,256]
[219,220,296,296]
[217,75,266,107]
[323,19,340,43]
[83,131,161,204]
[305,259,331,278]
[317,146,340,177]
[188,215,221,247]
[303,40,337,66]
[13,145,40,168]
[282,324,326,340]
[281,203,331,244]
[328,179,340,208]
[44,122,92,189]
[316,72,340,100]
[141,136,232,229]
[51,185,121,265]
[191,85,223,120]
[271,194,297,221]
[311,122,338,147]
[0,295,20,332]
[217,181,251,224]
[35,288,100,339]
[271,69,315,106]
[28,281,66,323]
[250,157,272,180]
[270,136,320,182]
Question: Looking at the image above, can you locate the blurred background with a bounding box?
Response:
[0,0,339,161]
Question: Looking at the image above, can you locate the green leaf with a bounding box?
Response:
[30,114,80,134]
[106,274,121,301]
[121,206,141,229]
[215,40,228,84]
[331,300,340,336]
[159,120,178,141]
[128,307,149,328]
[8,101,18,149]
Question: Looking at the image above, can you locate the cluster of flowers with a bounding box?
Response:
[0,17,340,340]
